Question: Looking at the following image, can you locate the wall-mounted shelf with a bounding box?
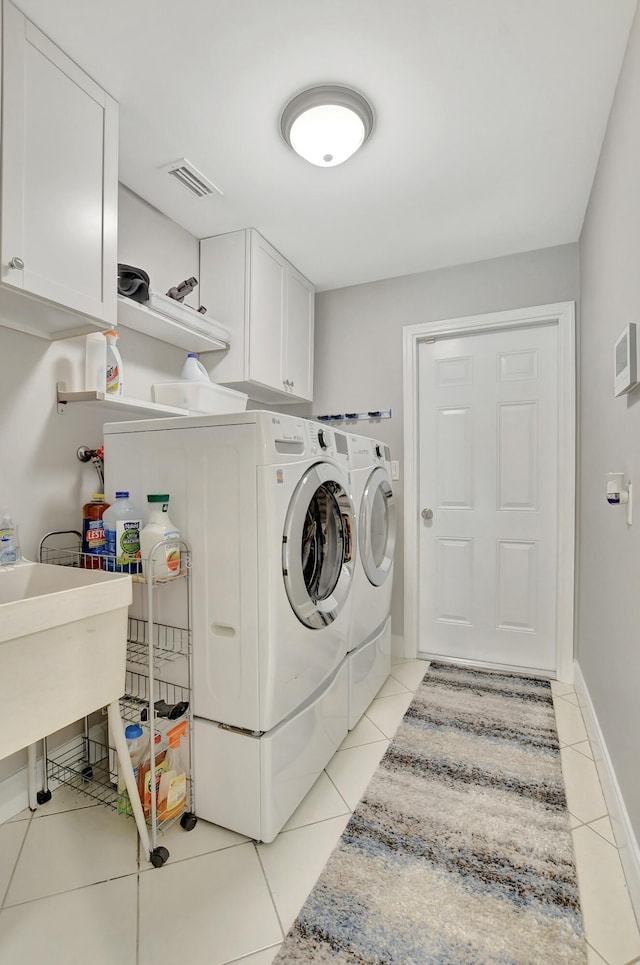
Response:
[313,408,392,423]
[56,381,190,418]
[117,294,231,353]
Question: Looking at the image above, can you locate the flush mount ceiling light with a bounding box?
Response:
[280,85,374,168]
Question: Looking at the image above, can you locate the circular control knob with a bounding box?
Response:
[317,429,329,449]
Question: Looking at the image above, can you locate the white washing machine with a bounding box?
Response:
[345,432,397,728]
[104,410,354,841]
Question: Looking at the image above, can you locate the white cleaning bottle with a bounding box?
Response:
[103,491,142,573]
[105,329,124,396]
[117,722,148,814]
[140,494,181,580]
[181,352,210,383]
[85,332,107,392]
[0,513,20,565]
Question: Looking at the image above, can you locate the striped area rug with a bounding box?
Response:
[274,661,586,965]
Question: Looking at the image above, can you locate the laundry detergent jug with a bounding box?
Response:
[181,353,210,383]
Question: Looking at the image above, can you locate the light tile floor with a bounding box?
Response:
[0,662,638,965]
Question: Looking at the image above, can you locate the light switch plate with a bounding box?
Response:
[391,460,400,481]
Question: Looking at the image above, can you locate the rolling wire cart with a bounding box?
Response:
[38,530,197,867]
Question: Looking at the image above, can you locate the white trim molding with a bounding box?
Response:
[574,661,640,922]
[402,301,576,679]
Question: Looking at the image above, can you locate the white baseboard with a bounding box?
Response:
[416,650,554,680]
[574,660,640,924]
[0,756,44,825]
[391,633,409,659]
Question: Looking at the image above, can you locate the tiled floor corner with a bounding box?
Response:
[1,660,638,965]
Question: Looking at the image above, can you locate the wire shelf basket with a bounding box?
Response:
[38,540,190,583]
[126,618,190,669]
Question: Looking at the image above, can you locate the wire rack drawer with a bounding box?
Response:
[126,618,190,669]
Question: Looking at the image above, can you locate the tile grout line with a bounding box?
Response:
[585,941,609,964]
[137,838,251,876]
[253,841,287,942]
[2,869,141,911]
[323,767,353,815]
[556,701,640,965]
[222,944,284,965]
[0,810,33,913]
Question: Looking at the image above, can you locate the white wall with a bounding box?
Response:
[0,185,200,785]
[314,244,580,641]
[578,3,640,846]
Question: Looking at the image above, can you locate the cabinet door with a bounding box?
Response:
[248,232,285,392]
[284,268,314,401]
[1,1,118,322]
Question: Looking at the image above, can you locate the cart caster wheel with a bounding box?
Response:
[180,812,198,831]
[36,789,52,805]
[150,847,169,868]
[81,765,93,782]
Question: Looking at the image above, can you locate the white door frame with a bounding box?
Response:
[402,301,576,681]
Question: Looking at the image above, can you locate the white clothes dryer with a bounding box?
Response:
[345,432,397,728]
[104,410,355,841]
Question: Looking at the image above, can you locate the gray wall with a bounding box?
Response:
[314,244,580,641]
[577,4,640,841]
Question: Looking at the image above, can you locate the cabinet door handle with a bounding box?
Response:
[8,256,24,270]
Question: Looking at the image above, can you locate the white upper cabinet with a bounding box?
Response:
[0,1,118,339]
[199,228,314,403]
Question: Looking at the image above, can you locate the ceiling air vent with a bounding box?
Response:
[163,158,223,199]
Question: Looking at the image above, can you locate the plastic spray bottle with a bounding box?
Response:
[0,514,21,565]
[105,330,124,396]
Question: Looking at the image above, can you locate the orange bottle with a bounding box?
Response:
[81,494,110,568]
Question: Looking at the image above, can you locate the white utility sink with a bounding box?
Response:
[0,561,132,761]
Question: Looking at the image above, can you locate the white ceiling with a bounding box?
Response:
[15,0,637,291]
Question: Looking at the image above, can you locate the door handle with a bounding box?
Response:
[421,508,433,520]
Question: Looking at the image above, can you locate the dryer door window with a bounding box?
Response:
[360,467,396,587]
[283,463,354,628]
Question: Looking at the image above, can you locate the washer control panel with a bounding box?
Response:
[308,421,335,457]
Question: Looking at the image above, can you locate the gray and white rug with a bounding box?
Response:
[274,661,586,964]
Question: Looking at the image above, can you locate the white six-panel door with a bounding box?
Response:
[417,323,559,673]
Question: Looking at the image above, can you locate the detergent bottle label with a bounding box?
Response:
[117,520,141,561]
[83,519,106,552]
[105,520,141,565]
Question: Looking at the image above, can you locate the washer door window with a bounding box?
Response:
[360,467,396,586]
[283,463,354,628]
